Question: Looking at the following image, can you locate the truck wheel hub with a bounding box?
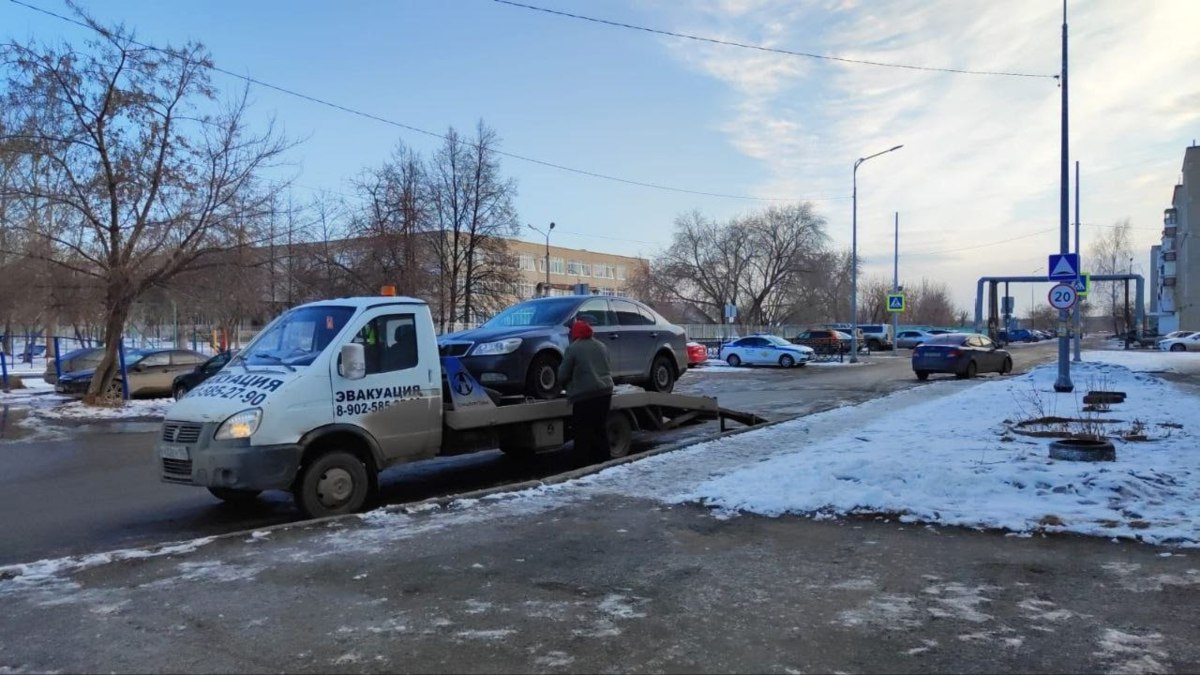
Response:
[317,468,354,505]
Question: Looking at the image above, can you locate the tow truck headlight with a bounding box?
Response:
[472,338,522,356]
[215,408,262,441]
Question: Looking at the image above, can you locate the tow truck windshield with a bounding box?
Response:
[235,305,355,368]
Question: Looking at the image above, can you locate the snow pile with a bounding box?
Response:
[683,357,1200,547]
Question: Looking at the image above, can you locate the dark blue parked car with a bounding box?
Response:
[912,333,1012,381]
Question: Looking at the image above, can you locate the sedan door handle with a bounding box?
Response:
[609,334,619,339]
[648,332,658,338]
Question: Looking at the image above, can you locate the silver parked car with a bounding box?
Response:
[895,329,935,349]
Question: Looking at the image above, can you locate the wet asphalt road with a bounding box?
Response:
[0,342,1063,566]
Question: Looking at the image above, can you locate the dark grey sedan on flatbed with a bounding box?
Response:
[439,295,688,399]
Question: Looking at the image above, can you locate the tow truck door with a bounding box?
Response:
[331,307,441,463]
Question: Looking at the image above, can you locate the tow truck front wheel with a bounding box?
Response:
[295,451,370,519]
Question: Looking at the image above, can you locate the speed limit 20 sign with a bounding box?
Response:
[1048,283,1078,310]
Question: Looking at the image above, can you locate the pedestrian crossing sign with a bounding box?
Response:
[1073,273,1090,298]
[887,293,906,312]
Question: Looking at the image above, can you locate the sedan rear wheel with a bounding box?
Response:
[956,360,977,379]
[915,370,929,381]
[726,354,742,367]
[647,354,676,393]
[1000,357,1013,375]
[1171,344,1186,352]
[779,354,795,368]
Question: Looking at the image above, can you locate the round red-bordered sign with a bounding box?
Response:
[1048,283,1078,310]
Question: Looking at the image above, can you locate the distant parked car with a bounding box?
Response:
[1159,333,1200,352]
[686,342,709,368]
[792,329,852,354]
[43,346,107,384]
[1006,328,1036,343]
[858,324,894,351]
[55,348,208,398]
[719,335,814,368]
[172,350,237,399]
[439,295,687,399]
[912,333,1012,381]
[1156,331,1195,349]
[895,329,935,349]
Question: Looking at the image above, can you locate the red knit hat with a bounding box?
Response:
[570,319,594,341]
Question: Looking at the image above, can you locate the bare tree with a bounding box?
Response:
[427,122,520,330]
[351,142,430,297]
[857,276,894,323]
[0,16,289,403]
[1088,218,1135,333]
[460,121,520,323]
[736,203,828,325]
[646,210,752,323]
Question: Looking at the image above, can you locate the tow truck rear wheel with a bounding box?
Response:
[207,487,262,505]
[606,411,633,459]
[295,451,370,519]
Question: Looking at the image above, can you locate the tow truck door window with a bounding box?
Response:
[335,312,438,462]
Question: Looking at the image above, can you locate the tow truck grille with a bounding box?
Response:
[161,458,193,482]
[162,421,202,444]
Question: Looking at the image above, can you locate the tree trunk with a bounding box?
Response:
[85,292,134,405]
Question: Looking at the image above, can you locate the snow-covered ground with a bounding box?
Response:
[679,351,1200,547]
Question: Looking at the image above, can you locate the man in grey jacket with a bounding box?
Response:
[558,319,615,459]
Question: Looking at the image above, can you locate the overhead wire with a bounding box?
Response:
[492,0,1059,80]
[6,0,845,204]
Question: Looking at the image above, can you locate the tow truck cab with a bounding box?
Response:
[158,295,444,517]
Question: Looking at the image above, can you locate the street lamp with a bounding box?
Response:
[850,144,903,363]
[528,222,555,295]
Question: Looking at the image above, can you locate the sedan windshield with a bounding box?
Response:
[238,305,355,367]
[480,298,579,329]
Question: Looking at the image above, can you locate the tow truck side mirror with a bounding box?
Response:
[340,343,366,380]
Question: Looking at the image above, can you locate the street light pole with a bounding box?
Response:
[892,212,900,349]
[850,144,903,363]
[528,222,556,295]
[1053,0,1073,393]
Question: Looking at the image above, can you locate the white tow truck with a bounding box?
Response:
[157,294,764,518]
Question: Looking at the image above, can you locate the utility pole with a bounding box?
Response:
[1054,0,1074,393]
[1080,159,1089,360]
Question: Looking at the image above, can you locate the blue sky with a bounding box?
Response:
[3,0,1198,312]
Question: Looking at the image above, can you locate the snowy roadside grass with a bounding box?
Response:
[0,389,172,422]
[682,357,1200,548]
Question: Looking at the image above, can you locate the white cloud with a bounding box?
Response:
[651,0,1200,309]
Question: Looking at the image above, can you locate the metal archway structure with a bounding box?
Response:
[972,274,1144,338]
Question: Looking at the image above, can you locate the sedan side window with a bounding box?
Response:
[612,299,652,326]
[576,298,615,327]
[140,352,170,368]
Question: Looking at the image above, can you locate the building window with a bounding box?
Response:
[580,262,592,277]
[519,254,535,271]
[549,257,565,275]
[567,260,582,275]
[536,258,546,273]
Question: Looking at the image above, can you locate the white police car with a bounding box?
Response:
[718,335,815,368]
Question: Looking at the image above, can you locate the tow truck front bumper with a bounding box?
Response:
[158,420,301,491]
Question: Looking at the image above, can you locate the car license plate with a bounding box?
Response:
[159,444,189,461]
